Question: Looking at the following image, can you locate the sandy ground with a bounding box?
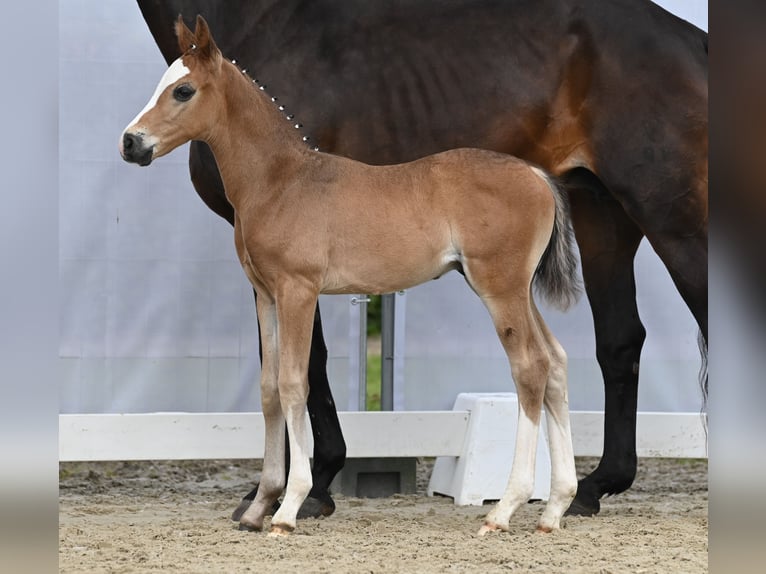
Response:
[59,457,707,573]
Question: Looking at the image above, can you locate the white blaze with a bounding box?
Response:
[122,58,190,135]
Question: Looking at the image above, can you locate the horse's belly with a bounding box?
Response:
[321,246,457,295]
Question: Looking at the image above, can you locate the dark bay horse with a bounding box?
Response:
[121,16,582,535]
[135,0,708,518]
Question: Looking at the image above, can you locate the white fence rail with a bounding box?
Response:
[59,411,707,462]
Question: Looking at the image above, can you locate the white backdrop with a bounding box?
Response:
[59,1,707,415]
[58,1,360,413]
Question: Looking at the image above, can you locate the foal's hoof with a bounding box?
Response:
[238,519,263,532]
[231,485,260,522]
[477,522,507,536]
[231,498,281,522]
[268,524,294,537]
[297,495,336,519]
[535,524,554,534]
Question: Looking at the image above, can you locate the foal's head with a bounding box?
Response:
[120,15,223,166]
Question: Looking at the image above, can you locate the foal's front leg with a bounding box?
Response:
[239,291,285,532]
[269,287,319,536]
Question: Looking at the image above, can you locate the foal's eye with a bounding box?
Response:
[173,84,195,102]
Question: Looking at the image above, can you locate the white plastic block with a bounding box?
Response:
[427,392,551,505]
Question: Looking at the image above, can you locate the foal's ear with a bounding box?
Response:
[174,15,221,69]
[192,15,222,67]
[175,15,196,54]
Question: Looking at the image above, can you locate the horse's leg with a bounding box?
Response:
[231,298,345,521]
[531,302,577,532]
[641,227,707,385]
[299,304,346,517]
[238,290,286,532]
[476,290,551,535]
[563,170,646,516]
[269,287,318,536]
[617,164,708,410]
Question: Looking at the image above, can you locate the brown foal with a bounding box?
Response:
[120,16,581,536]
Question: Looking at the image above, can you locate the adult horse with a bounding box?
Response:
[135,0,708,518]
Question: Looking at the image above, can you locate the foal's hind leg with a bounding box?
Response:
[477,291,551,535]
[531,303,577,532]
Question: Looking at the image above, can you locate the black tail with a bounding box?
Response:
[531,168,581,311]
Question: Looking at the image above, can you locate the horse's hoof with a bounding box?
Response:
[297,495,336,519]
[564,494,600,517]
[477,522,505,536]
[268,524,294,537]
[238,520,262,532]
[535,524,554,533]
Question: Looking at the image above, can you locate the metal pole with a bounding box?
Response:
[351,295,370,411]
[358,298,368,411]
[380,293,395,411]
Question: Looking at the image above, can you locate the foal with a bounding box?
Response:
[121,16,580,537]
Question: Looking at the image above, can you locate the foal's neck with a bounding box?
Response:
[206,61,310,209]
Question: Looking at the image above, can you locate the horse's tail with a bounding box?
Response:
[698,329,708,437]
[531,167,581,311]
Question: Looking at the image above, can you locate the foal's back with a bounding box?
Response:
[291,148,555,296]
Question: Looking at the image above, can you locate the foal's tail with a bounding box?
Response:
[531,167,582,311]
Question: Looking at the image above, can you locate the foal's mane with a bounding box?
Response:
[176,14,318,152]
[231,59,319,152]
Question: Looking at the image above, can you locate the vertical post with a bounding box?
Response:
[350,295,370,411]
[380,293,395,411]
[332,292,417,499]
[357,298,368,411]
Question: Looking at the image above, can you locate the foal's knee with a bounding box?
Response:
[261,392,282,418]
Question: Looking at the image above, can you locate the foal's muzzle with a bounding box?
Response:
[120,132,154,166]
